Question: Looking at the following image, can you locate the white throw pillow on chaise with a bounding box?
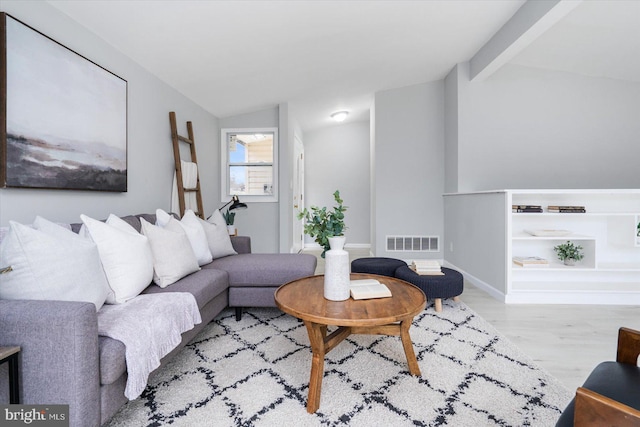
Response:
[140,218,200,288]
[155,209,212,266]
[80,214,154,304]
[202,209,237,259]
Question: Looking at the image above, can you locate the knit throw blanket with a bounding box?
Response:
[97,292,202,399]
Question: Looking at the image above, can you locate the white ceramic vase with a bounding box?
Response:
[324,236,350,301]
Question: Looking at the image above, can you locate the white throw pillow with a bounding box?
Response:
[1,221,71,245]
[202,210,237,259]
[0,219,110,310]
[33,216,74,238]
[140,218,200,288]
[81,214,154,304]
[156,209,212,266]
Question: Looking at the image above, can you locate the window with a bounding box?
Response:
[221,128,278,202]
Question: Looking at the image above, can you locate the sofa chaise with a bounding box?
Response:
[0,213,317,426]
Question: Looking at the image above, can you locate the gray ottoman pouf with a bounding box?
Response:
[351,257,407,277]
[394,265,463,312]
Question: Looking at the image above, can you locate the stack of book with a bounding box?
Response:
[547,205,586,213]
[410,260,444,275]
[512,256,549,267]
[512,205,543,213]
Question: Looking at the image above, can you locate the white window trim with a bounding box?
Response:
[220,127,279,203]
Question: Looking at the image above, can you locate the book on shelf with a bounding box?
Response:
[512,256,549,267]
[410,259,444,275]
[350,279,392,300]
[512,205,543,213]
[547,206,586,213]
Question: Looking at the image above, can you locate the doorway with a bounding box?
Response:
[292,135,305,253]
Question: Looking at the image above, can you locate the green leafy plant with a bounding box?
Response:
[553,241,584,264]
[222,209,235,226]
[637,221,640,237]
[297,190,347,258]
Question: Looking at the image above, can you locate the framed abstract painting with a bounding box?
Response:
[1,13,127,192]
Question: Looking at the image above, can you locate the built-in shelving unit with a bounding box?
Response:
[444,189,640,305]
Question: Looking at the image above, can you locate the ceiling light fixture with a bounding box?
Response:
[330,111,349,122]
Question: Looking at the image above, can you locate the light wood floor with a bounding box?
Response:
[304,248,640,393]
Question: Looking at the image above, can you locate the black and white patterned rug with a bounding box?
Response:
[106,301,572,426]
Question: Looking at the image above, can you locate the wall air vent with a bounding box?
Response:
[386,236,439,252]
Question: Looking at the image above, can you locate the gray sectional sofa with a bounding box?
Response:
[0,213,317,426]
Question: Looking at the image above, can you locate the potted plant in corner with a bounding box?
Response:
[297,190,347,258]
[223,209,236,235]
[553,241,584,266]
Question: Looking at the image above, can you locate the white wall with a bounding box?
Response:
[444,65,460,194]
[1,3,296,255]
[373,81,445,259]
[279,103,305,254]
[219,107,280,253]
[443,191,508,298]
[0,1,220,226]
[457,63,640,192]
[303,121,371,246]
[8,1,637,259]
[370,105,377,254]
[277,102,294,253]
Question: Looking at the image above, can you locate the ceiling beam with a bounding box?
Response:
[469,0,582,81]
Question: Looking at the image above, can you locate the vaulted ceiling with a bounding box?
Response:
[47,0,640,132]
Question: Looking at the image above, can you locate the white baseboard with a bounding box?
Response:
[505,290,640,305]
[443,261,507,303]
[303,243,371,250]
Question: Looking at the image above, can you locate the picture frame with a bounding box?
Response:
[1,13,128,192]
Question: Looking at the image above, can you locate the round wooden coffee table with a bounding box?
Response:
[275,273,426,413]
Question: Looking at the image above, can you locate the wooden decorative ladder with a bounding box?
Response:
[169,111,204,218]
